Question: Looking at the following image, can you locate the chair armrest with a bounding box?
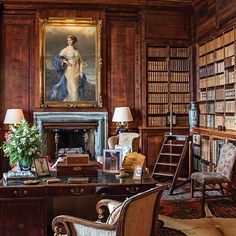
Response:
[96,199,123,222]
[52,215,117,236]
[108,136,119,149]
[96,199,122,213]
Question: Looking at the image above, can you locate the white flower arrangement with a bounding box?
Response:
[2,120,42,165]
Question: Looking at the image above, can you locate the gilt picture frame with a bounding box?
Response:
[34,156,50,177]
[39,18,103,108]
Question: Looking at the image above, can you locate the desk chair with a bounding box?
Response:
[191,142,236,217]
[52,185,167,236]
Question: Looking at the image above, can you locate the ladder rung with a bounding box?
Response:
[160,153,181,156]
[153,172,174,177]
[165,135,189,141]
[157,162,178,167]
[164,143,184,147]
[177,177,189,181]
[165,134,188,138]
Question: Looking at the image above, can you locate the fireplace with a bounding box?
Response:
[34,112,108,160]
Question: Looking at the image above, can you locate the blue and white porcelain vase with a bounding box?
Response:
[188,101,199,127]
[19,159,33,172]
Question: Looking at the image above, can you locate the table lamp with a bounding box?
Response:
[112,107,133,135]
[4,109,25,126]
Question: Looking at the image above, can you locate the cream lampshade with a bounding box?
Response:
[4,109,25,125]
[112,107,133,134]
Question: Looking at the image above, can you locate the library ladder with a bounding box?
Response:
[151,134,191,195]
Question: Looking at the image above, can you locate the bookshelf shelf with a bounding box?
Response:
[192,127,236,172]
[147,45,190,127]
[197,27,236,130]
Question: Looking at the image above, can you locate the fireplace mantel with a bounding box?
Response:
[43,122,98,130]
[33,112,108,157]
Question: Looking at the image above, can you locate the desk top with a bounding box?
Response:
[0,170,159,199]
[0,170,157,188]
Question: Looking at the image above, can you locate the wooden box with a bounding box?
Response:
[66,154,89,165]
[56,161,98,177]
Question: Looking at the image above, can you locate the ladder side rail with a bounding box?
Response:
[151,136,168,177]
[169,136,191,194]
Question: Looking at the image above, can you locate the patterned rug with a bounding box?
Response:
[160,195,236,219]
[207,198,236,218]
[160,199,202,219]
[157,226,186,236]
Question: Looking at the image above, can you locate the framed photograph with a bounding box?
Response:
[39,18,103,108]
[103,149,122,174]
[34,156,50,177]
[132,165,143,181]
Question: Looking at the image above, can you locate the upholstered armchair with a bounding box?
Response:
[52,185,167,236]
[191,142,236,217]
[107,132,140,153]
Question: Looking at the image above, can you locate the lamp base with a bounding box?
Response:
[115,124,128,135]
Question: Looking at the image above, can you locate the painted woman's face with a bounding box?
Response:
[67,37,74,46]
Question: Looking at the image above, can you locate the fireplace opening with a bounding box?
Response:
[57,130,87,149]
[56,129,94,158]
[43,122,98,161]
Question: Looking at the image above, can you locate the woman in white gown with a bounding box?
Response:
[50,35,87,101]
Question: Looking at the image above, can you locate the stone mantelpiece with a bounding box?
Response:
[33,112,108,157]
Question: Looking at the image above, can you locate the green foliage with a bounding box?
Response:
[2,120,42,165]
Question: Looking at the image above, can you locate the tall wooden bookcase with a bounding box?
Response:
[194,26,236,174]
[146,45,190,127]
[198,28,236,130]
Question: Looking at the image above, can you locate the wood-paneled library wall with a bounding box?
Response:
[0,0,235,175]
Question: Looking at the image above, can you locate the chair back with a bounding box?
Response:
[118,132,140,152]
[216,142,236,180]
[116,185,167,236]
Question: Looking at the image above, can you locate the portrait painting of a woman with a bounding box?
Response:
[39,18,102,107]
[50,35,88,101]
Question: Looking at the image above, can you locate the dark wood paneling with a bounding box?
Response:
[194,0,216,41]
[194,0,236,42]
[1,0,192,8]
[107,19,139,129]
[2,16,34,122]
[145,10,191,40]
[147,135,164,166]
[217,0,236,28]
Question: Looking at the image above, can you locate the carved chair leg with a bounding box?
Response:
[201,183,206,217]
[228,182,234,200]
[191,178,194,198]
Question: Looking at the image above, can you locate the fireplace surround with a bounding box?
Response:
[34,112,108,159]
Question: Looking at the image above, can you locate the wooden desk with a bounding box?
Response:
[0,171,157,236]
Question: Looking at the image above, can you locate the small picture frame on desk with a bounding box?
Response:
[103,149,122,174]
[133,165,143,181]
[34,156,50,177]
